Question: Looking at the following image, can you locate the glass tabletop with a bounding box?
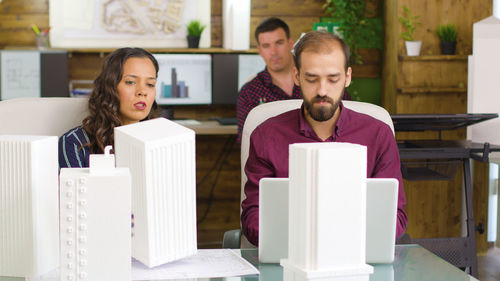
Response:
[0,245,477,281]
[237,245,476,281]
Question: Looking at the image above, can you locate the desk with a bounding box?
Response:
[2,245,475,281]
[391,114,500,277]
[175,120,237,135]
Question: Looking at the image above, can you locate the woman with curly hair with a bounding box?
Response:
[59,47,159,168]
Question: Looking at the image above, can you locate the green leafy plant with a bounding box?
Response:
[322,0,382,64]
[399,5,420,41]
[437,24,457,42]
[186,20,206,37]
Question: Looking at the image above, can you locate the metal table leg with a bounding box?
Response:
[410,158,478,277]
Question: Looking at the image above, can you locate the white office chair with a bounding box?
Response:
[223,99,395,248]
[0,97,89,136]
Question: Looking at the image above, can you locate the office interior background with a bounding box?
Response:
[0,0,499,279]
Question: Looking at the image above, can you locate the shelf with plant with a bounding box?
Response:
[399,5,421,56]
[437,24,458,55]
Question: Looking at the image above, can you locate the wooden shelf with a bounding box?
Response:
[398,55,469,61]
[397,87,467,94]
[2,46,259,54]
[67,47,259,54]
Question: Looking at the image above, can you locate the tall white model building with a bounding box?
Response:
[59,146,132,281]
[223,0,251,50]
[281,143,373,281]
[114,118,197,268]
[0,135,59,278]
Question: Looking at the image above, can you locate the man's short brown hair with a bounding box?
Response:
[255,17,290,44]
[293,31,350,72]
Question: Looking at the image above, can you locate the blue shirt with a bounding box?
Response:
[59,126,90,168]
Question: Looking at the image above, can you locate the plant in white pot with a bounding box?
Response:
[399,5,421,56]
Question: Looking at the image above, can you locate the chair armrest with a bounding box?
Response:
[222,229,242,249]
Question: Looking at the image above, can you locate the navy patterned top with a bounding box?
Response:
[59,126,90,168]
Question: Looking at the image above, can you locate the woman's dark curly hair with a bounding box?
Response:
[82,47,160,154]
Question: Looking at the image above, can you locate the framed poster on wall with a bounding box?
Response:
[49,0,210,48]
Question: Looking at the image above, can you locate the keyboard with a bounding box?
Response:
[213,117,237,125]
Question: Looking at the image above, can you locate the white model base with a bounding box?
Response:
[281,259,373,281]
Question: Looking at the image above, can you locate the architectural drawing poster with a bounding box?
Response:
[49,0,210,48]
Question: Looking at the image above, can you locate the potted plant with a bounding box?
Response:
[322,0,382,64]
[437,24,457,55]
[399,5,421,56]
[186,20,206,48]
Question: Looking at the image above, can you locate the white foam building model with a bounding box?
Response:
[223,0,251,50]
[0,135,59,278]
[59,146,132,281]
[114,118,197,268]
[467,0,500,245]
[281,143,373,281]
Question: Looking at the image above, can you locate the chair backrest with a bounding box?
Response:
[0,97,89,136]
[240,99,395,205]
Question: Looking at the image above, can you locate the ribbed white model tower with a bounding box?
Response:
[281,142,373,281]
[59,146,132,281]
[114,118,197,268]
[0,135,59,278]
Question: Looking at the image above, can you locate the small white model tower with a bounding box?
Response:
[281,143,373,281]
[59,146,132,281]
[0,135,59,278]
[114,118,197,268]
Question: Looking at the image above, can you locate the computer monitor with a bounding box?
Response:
[153,54,212,105]
[114,118,197,268]
[238,54,265,90]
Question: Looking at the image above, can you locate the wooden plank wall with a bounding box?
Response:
[384,0,493,253]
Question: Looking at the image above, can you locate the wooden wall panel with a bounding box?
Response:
[396,92,467,114]
[0,0,47,13]
[211,0,222,47]
[251,0,323,17]
[68,53,103,81]
[382,0,398,113]
[396,0,491,56]
[399,61,468,89]
[0,14,49,47]
[403,170,463,238]
[384,0,493,254]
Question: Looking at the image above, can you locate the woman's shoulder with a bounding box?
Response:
[60,126,89,145]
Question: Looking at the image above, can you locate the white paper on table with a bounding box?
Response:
[131,249,259,280]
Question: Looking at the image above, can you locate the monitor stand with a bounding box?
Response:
[159,107,174,120]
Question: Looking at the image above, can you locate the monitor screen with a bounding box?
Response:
[153,54,212,105]
[238,54,265,90]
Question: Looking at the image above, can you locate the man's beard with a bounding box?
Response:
[303,94,340,122]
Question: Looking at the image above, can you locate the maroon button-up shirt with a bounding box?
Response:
[241,103,408,246]
[236,68,352,144]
